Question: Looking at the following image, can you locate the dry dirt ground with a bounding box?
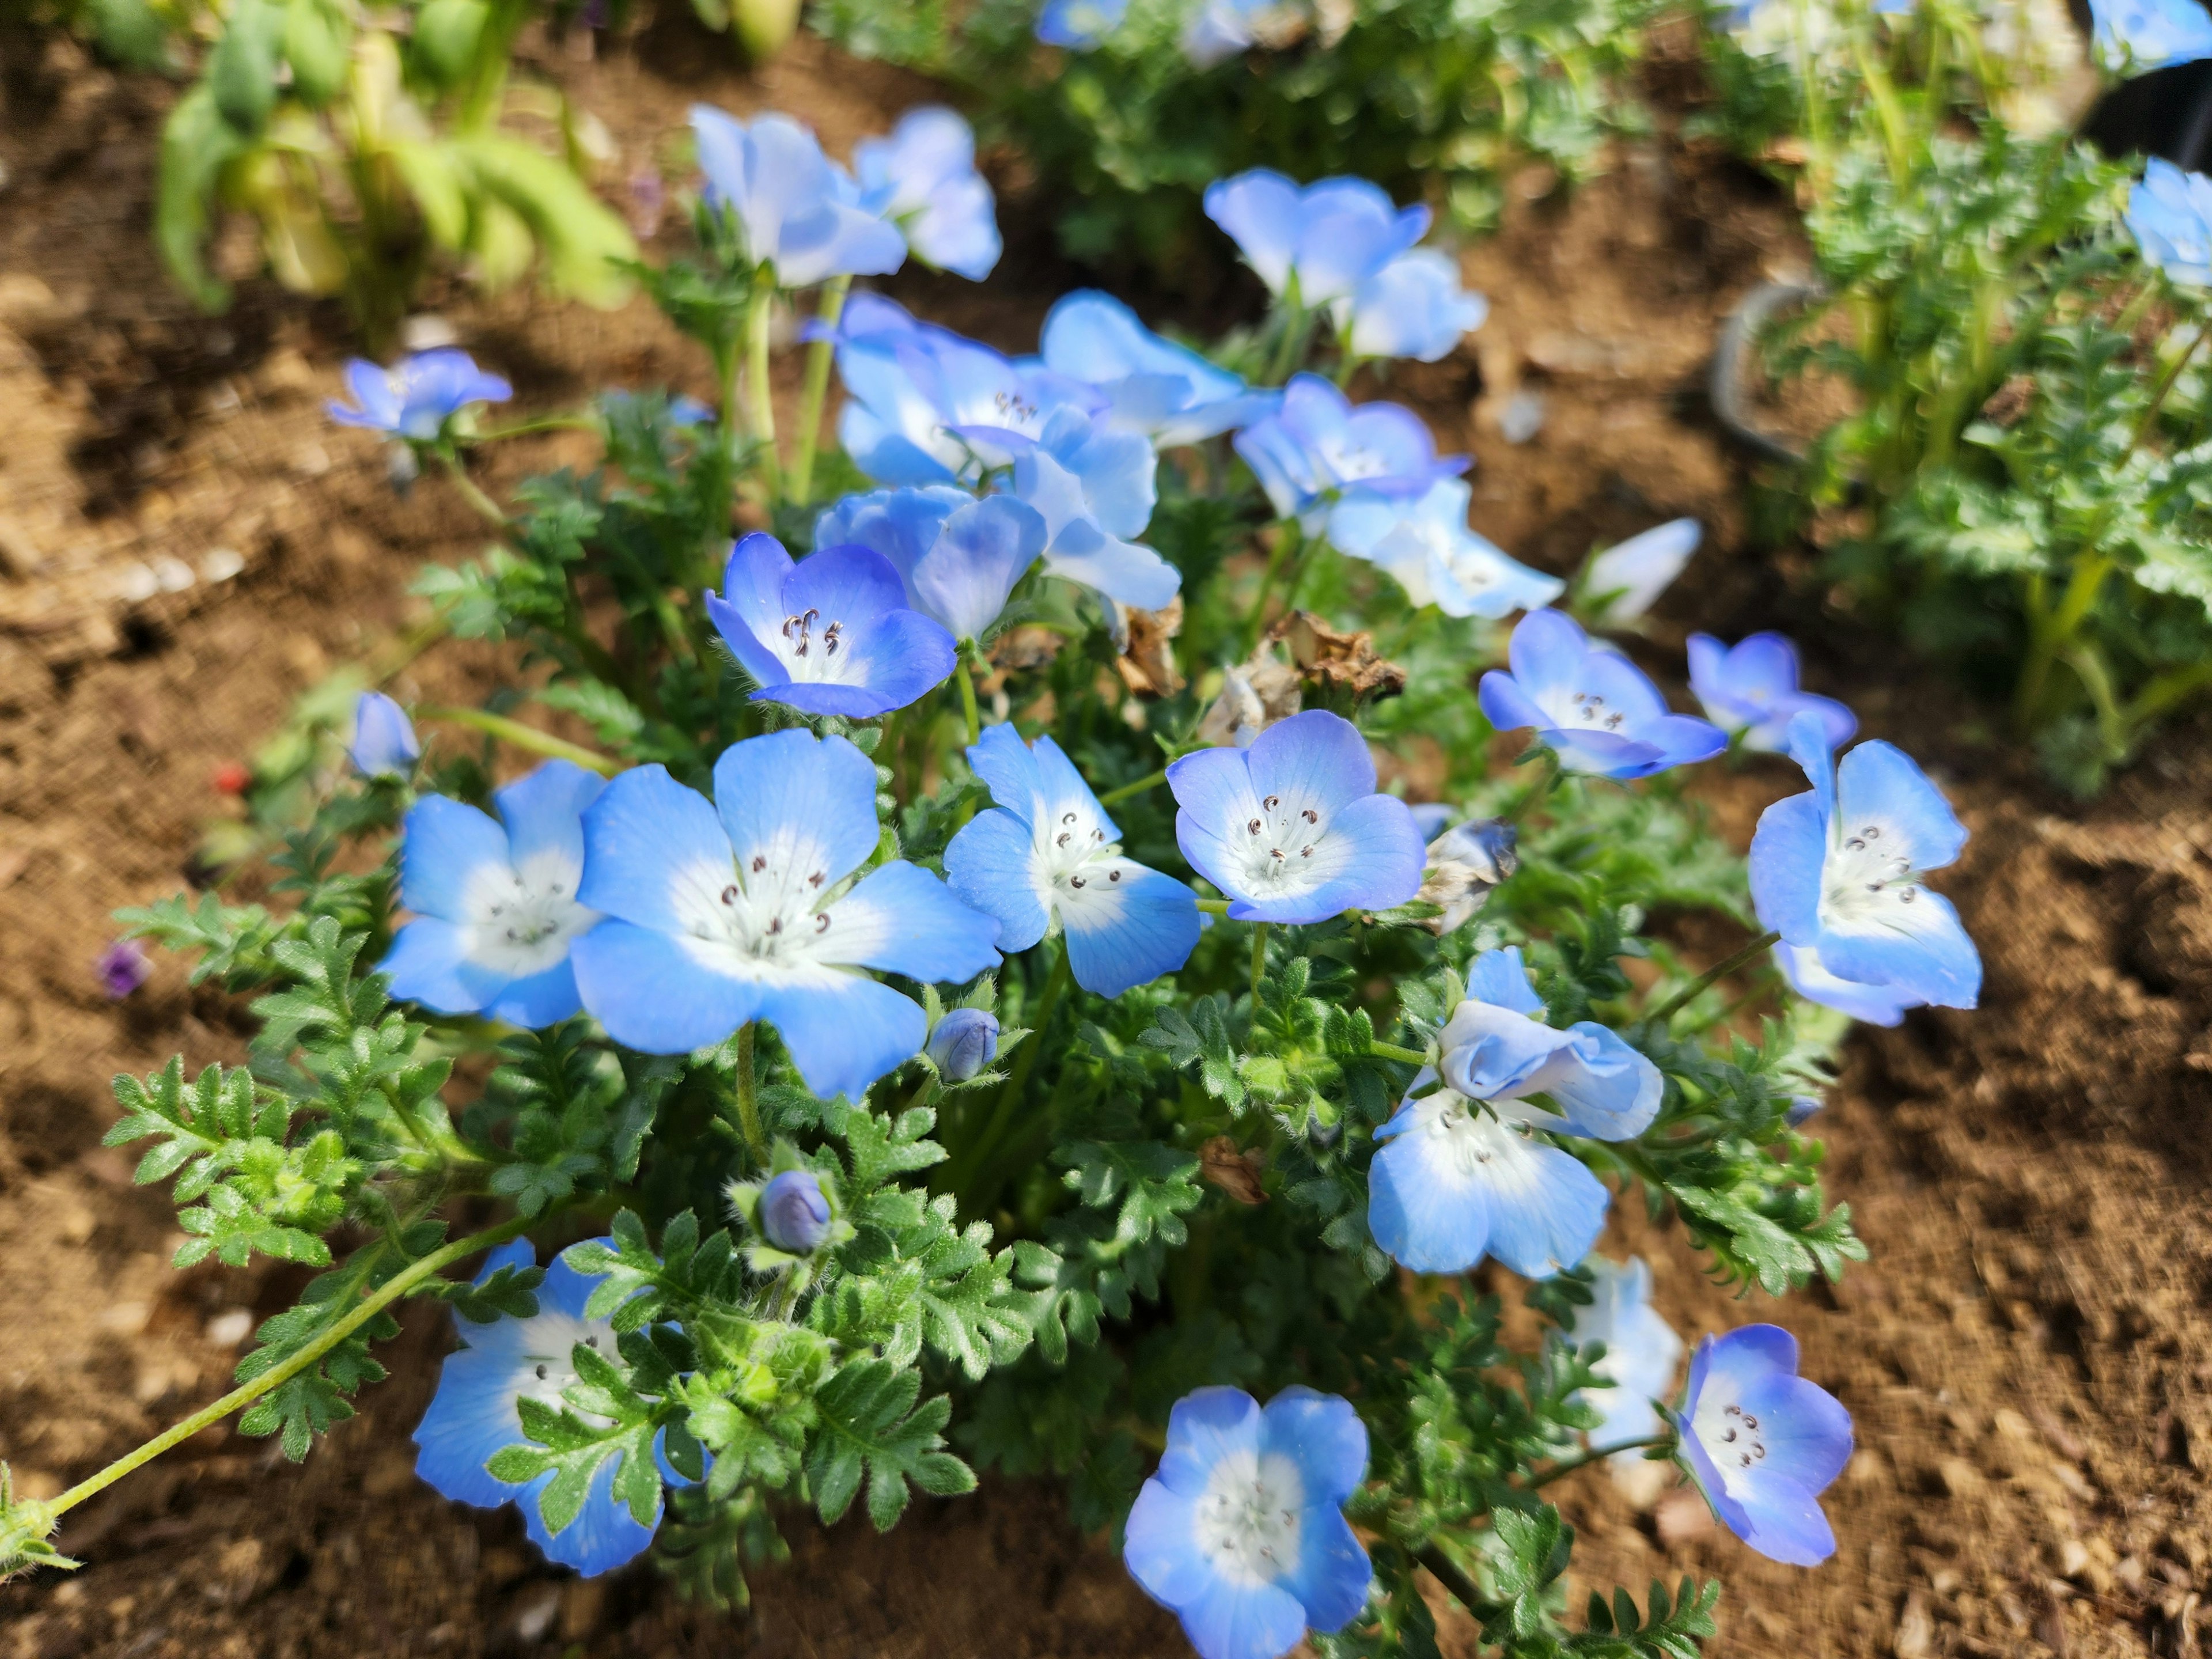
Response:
[2,17,2211,1659]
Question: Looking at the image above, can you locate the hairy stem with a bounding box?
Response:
[733,1021,764,1164]
[1524,1434,1670,1490]
[950,944,1070,1205]
[957,660,982,747]
[1250,921,1271,1001]
[790,275,850,505]
[1365,1039,1430,1066]
[747,275,781,505]
[415,707,620,777]
[1415,1541,1507,1623]
[434,451,507,528]
[1646,930,1783,1027]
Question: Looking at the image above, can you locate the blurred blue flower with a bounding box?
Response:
[2128,158,2212,285]
[1574,1256,1684,1461]
[704,532,959,717]
[1580,518,1700,624]
[1005,406,1181,608]
[1688,632,1857,753]
[1749,710,1980,1012]
[1039,290,1279,445]
[1168,709,1425,924]
[2089,0,2212,69]
[328,350,511,442]
[1326,478,1562,619]
[815,487,1046,643]
[669,395,715,427]
[381,760,607,1029]
[1203,169,1430,305]
[758,1170,834,1252]
[1036,0,1128,47]
[570,730,1001,1099]
[855,106,1002,281]
[1333,248,1489,364]
[1124,1386,1373,1659]
[925,1005,1000,1080]
[946,724,1201,997]
[349,690,421,778]
[1416,813,1518,933]
[690,106,907,288]
[1180,0,1278,67]
[1479,609,1726,779]
[1234,374,1467,525]
[1675,1325,1853,1566]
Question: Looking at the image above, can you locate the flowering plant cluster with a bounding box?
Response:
[2,100,1983,1659]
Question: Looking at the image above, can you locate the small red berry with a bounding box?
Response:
[212,761,252,796]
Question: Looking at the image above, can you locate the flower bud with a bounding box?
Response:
[926,1007,999,1082]
[759,1169,832,1254]
[350,691,421,778]
[1418,816,1518,934]
[1785,1094,1824,1128]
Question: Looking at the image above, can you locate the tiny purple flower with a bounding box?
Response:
[1687,632,1857,753]
[99,939,151,999]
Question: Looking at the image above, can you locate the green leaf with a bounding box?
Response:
[806,1359,974,1531]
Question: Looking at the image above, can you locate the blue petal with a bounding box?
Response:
[1437,999,1573,1099]
[1366,1123,1494,1273]
[414,1344,528,1510]
[577,765,734,935]
[1748,792,1828,942]
[711,730,881,892]
[399,796,511,921]
[1158,1385,1263,1492]
[521,1454,660,1576]
[1259,1386,1368,1503]
[1835,740,1968,872]
[1203,169,1303,295]
[1813,883,1981,1010]
[836,605,960,713]
[1030,733,1118,839]
[1673,1402,1756,1542]
[1719,1471,1838,1566]
[706,533,798,688]
[910,495,1044,642]
[1123,1476,1214,1608]
[540,1237,619,1319]
[1236,793,1423,923]
[1039,517,1182,608]
[494,759,605,873]
[1635,714,1728,772]
[1175,1575,1312,1659]
[756,969,931,1102]
[570,919,761,1054]
[944,808,1052,954]
[1571,645,1673,729]
[1464,946,1544,1016]
[1734,1367,1854,1494]
[782,542,910,629]
[1775,941,1915,1026]
[820,859,1003,982]
[1504,608,1592,703]
[1283,1503,1372,1632]
[1478,670,1551,736]
[1168,745,1256,899]
[1479,1135,1610,1279]
[965,721,1047,825]
[1243,710,1377,815]
[1783,710,1839,826]
[381,917,509,1016]
[1062,859,1201,996]
[814,486,965,601]
[480,958,586,1030]
[1524,1024,1662,1139]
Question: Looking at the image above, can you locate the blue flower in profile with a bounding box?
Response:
[1234,374,1468,526]
[350,690,421,777]
[328,350,512,442]
[570,729,1001,1100]
[1203,169,1430,305]
[1574,1256,1684,1459]
[854,106,1002,281]
[414,1237,679,1575]
[2089,0,2212,70]
[1675,1325,1853,1567]
[2127,158,2212,286]
[1479,609,1726,779]
[815,487,1046,643]
[1774,939,1916,1027]
[1580,518,1701,625]
[704,533,959,717]
[1167,710,1425,924]
[1326,479,1563,619]
[1123,1386,1373,1659]
[1037,0,1128,47]
[1005,405,1182,609]
[945,724,1201,996]
[1039,291,1279,446]
[1748,710,1980,1012]
[1366,947,1659,1277]
[381,760,607,1028]
[1334,249,1490,364]
[690,106,907,289]
[1688,632,1857,753]
[925,1006,1000,1080]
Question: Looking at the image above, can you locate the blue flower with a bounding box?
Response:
[1036,0,1128,47]
[1005,405,1182,609]
[570,729,1000,1100]
[1180,0,1277,67]
[758,1169,834,1252]
[1167,710,1425,924]
[1675,1325,1853,1567]
[946,723,1202,996]
[1416,813,1518,934]
[381,760,607,1029]
[2089,0,2212,70]
[350,690,421,777]
[690,106,907,289]
[414,1237,677,1575]
[328,350,511,442]
[1687,632,1857,753]
[704,533,959,717]
[1748,710,1980,1012]
[1580,518,1700,624]
[2128,159,2212,286]
[1123,1385,1373,1659]
[1574,1256,1684,1459]
[925,1005,1000,1080]
[1203,169,1430,305]
[1234,374,1467,526]
[854,106,1002,281]
[1478,609,1726,779]
[1774,940,1915,1026]
[1366,947,1658,1277]
[1333,249,1489,364]
[1325,479,1562,619]
[815,487,1046,643]
[1039,291,1279,446]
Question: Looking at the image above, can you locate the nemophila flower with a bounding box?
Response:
[327,350,512,441]
[690,106,906,289]
[1039,290,1278,446]
[2127,159,2212,286]
[1580,518,1700,624]
[704,533,958,717]
[946,723,1201,996]
[1574,1256,1684,1459]
[349,690,421,778]
[1748,711,1980,1011]
[1006,405,1181,609]
[1234,374,1468,525]
[1036,0,1128,47]
[414,1237,675,1575]
[97,939,151,999]
[2089,0,2212,69]
[1675,1324,1853,1566]
[1203,169,1430,305]
[1166,709,1424,924]
[1687,632,1857,753]
[1774,939,1916,1027]
[570,729,1001,1100]
[926,1006,1000,1080]
[1123,1386,1373,1659]
[1333,248,1490,364]
[381,760,607,1029]
[1479,609,1726,779]
[854,106,1002,281]
[815,487,1046,643]
[1416,815,1518,934]
[1366,947,1660,1277]
[757,1169,834,1253]
[1325,478,1562,619]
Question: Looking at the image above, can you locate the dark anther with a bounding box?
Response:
[1247,818,1262,834]
[535,1363,548,1380]
[752,855,767,872]
[1302,808,1317,824]
[809,871,824,887]
[1062,812,1078,824]
[768,917,782,934]
[1071,876,1086,888]
[816,913,831,932]
[1056,832,1071,847]
[1263,794,1279,810]
[1108,869,1121,882]
[721,885,740,904]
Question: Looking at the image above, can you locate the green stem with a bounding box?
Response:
[1266,291,1311,385]
[1646,931,1783,1027]
[1365,1039,1430,1066]
[790,275,850,506]
[1524,1434,1669,1491]
[733,1021,764,1164]
[471,415,600,442]
[46,1218,529,1522]
[1098,767,1168,807]
[1242,521,1302,654]
[434,451,507,528]
[2124,658,2212,732]
[957,658,982,747]
[1250,921,1271,1000]
[747,274,781,505]
[2013,550,2111,737]
[1195,897,1231,915]
[1505,748,1564,824]
[415,707,620,776]
[1415,1542,1508,1623]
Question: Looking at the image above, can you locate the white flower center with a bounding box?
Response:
[1193,1448,1304,1587]
[1691,1375,1770,1488]
[1231,786,1343,897]
[672,836,846,969]
[1407,1091,1541,1175]
[1032,800,1139,919]
[773,607,862,685]
[464,851,599,978]
[1537,685,1629,733]
[1817,819,1925,931]
[511,1309,620,1429]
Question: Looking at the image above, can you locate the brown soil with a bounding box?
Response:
[3,17,2211,1659]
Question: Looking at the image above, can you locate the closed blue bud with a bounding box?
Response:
[1785,1094,1825,1127]
[926,1006,1000,1080]
[759,1170,833,1253]
[350,691,420,778]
